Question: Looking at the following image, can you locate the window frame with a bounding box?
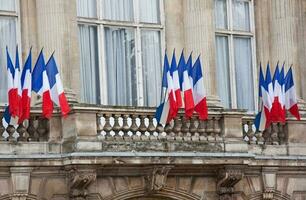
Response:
[0,0,21,104]
[77,0,165,106]
[215,0,257,111]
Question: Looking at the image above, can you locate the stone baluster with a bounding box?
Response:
[27,117,36,141]
[206,118,214,141]
[278,123,286,145]
[214,117,222,142]
[173,116,182,141]
[271,123,279,145]
[139,115,147,140]
[156,123,164,139]
[113,114,122,140]
[198,120,207,141]
[122,114,130,138]
[164,123,173,140]
[37,118,49,141]
[147,116,156,134]
[103,114,112,138]
[96,114,104,138]
[6,125,16,141]
[130,115,139,133]
[247,121,256,144]
[263,126,272,145]
[190,116,198,141]
[17,123,27,142]
[180,116,188,139]
[0,119,5,141]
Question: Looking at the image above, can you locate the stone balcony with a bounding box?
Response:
[0,104,305,158]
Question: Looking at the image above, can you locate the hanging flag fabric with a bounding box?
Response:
[254,64,269,131]
[45,54,70,116]
[6,47,19,118]
[191,56,208,120]
[19,49,32,123]
[2,106,18,126]
[32,50,54,119]
[177,50,185,91]
[170,50,182,109]
[263,63,273,126]
[155,53,177,125]
[182,54,195,118]
[270,63,286,122]
[284,67,300,120]
[15,46,23,120]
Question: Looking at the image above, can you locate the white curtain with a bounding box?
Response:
[0,17,16,103]
[141,30,161,107]
[77,0,97,18]
[214,0,227,29]
[234,37,254,110]
[104,27,136,106]
[78,24,100,104]
[103,0,134,21]
[215,36,231,108]
[140,0,160,23]
[232,0,250,31]
[0,0,15,11]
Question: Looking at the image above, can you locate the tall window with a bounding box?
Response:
[77,0,163,106]
[215,0,256,111]
[0,0,18,103]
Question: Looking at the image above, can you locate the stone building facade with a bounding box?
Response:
[0,0,306,199]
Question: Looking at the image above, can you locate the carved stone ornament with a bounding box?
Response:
[263,188,275,200]
[68,169,97,200]
[217,166,244,200]
[144,166,173,193]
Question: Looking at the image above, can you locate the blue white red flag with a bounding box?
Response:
[284,67,300,120]
[254,64,269,131]
[45,54,70,116]
[270,62,285,122]
[170,50,182,109]
[191,56,208,120]
[183,54,195,118]
[155,53,177,125]
[32,50,53,118]
[19,49,32,123]
[6,47,19,118]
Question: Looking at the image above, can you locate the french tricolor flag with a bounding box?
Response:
[270,62,286,122]
[6,47,19,118]
[170,50,182,109]
[255,65,269,131]
[155,53,177,125]
[19,49,32,123]
[183,54,195,118]
[284,67,300,120]
[45,54,70,116]
[32,50,54,119]
[191,56,208,120]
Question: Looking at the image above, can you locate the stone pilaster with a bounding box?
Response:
[35,0,80,102]
[183,0,218,102]
[10,167,33,200]
[262,167,278,200]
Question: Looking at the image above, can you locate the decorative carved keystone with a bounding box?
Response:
[217,166,244,200]
[68,169,96,200]
[144,165,173,194]
[262,167,278,200]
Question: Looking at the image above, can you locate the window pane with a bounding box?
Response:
[77,0,97,18]
[232,0,250,31]
[103,0,134,21]
[141,30,161,107]
[215,36,231,108]
[0,17,16,103]
[104,27,136,106]
[215,0,228,29]
[0,0,15,11]
[234,37,254,110]
[140,0,160,23]
[78,24,100,104]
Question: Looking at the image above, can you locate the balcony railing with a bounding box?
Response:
[0,104,303,155]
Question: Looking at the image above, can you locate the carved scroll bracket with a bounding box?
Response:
[67,168,97,200]
[217,165,245,200]
[144,165,174,194]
